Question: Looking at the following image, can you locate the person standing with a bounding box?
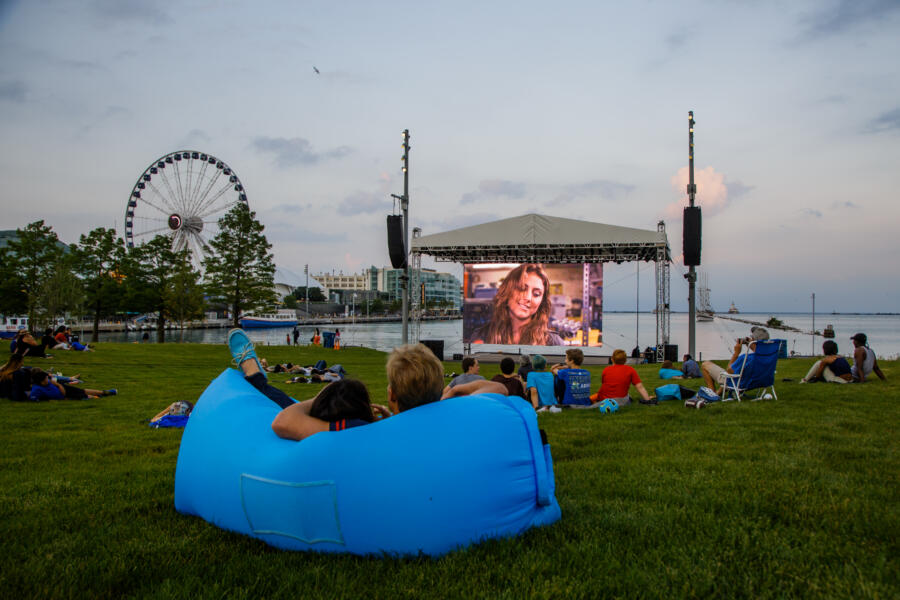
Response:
[292,326,299,346]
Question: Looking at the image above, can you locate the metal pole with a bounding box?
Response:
[635,262,639,350]
[811,292,815,356]
[687,111,697,359]
[305,264,309,317]
[400,129,411,345]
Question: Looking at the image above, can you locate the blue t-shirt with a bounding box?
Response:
[681,359,702,378]
[30,382,64,401]
[555,368,592,405]
[526,371,556,407]
[829,356,851,377]
[658,368,683,380]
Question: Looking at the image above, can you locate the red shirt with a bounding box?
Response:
[591,364,641,401]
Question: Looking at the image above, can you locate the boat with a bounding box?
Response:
[727,302,740,314]
[239,309,298,328]
[823,324,835,338]
[1,315,28,339]
[697,273,714,322]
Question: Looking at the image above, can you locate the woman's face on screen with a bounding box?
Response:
[507,271,544,322]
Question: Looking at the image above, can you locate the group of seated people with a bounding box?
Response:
[9,326,92,358]
[0,354,116,401]
[442,348,658,411]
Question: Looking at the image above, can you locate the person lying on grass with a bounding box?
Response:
[657,360,684,380]
[588,348,655,406]
[28,369,116,401]
[227,329,504,440]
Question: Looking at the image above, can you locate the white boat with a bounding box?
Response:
[697,273,714,322]
[1,315,28,339]
[239,309,298,328]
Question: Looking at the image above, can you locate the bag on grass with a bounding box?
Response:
[654,383,682,402]
[697,386,720,403]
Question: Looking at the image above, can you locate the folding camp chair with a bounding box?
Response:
[720,339,783,402]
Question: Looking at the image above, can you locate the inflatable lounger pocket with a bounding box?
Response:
[174,369,561,556]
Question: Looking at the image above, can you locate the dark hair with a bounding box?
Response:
[500,357,515,375]
[309,379,374,423]
[31,369,49,385]
[480,263,553,345]
[0,355,24,381]
[683,354,692,361]
[662,360,673,369]
[822,340,838,356]
[461,356,477,372]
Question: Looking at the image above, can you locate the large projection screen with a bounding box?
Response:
[463,263,603,347]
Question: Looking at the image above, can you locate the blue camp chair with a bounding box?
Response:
[720,339,783,402]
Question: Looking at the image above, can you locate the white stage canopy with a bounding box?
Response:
[411,214,670,264]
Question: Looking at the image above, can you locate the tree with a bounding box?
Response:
[282,294,298,309]
[34,254,84,328]
[123,235,189,343]
[0,246,27,317]
[166,253,206,341]
[69,228,127,342]
[202,204,277,327]
[4,221,63,329]
[292,286,326,302]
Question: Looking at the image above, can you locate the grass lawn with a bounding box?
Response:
[1,342,897,599]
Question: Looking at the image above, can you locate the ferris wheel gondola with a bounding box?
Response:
[125,150,248,268]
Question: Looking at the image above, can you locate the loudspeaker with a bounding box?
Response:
[387,215,406,268]
[664,344,678,363]
[683,206,701,266]
[421,339,444,361]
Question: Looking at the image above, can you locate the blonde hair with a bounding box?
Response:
[0,355,24,382]
[612,349,627,365]
[566,348,584,366]
[386,344,444,412]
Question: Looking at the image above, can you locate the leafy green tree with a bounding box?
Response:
[4,221,63,329]
[0,246,27,317]
[292,286,326,302]
[124,235,188,343]
[69,228,127,342]
[370,297,385,314]
[282,294,298,309]
[203,204,277,327]
[166,252,206,340]
[34,256,84,329]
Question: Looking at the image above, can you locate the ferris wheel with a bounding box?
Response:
[125,150,248,268]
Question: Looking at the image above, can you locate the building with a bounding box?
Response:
[314,266,461,309]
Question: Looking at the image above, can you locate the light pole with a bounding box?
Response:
[393,129,411,344]
[684,111,700,359]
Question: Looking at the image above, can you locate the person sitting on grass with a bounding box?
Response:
[700,326,769,394]
[658,360,684,380]
[681,354,702,379]
[12,330,51,358]
[28,369,116,401]
[801,340,852,383]
[550,348,592,406]
[849,333,886,383]
[443,356,485,395]
[0,355,32,402]
[490,357,526,399]
[525,355,559,411]
[589,349,655,406]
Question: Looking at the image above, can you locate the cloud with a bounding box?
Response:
[802,208,823,218]
[864,107,900,134]
[461,179,527,204]
[665,166,734,219]
[338,191,385,215]
[554,179,634,205]
[0,80,26,102]
[90,0,174,26]
[179,128,211,148]
[725,180,754,199]
[831,200,859,209]
[251,136,352,168]
[75,105,130,138]
[426,213,503,231]
[271,202,314,213]
[798,0,900,37]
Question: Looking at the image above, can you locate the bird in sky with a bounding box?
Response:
[313,66,320,74]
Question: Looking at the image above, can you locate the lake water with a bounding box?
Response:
[87,312,900,360]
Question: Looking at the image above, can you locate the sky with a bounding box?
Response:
[1,0,898,313]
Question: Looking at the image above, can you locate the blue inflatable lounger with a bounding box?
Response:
[174,369,561,557]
